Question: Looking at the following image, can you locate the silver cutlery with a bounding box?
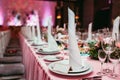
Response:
[82,76,102,80]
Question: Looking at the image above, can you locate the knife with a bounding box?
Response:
[82,76,102,80]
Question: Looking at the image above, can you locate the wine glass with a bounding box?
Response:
[109,50,120,79]
[101,34,116,73]
[97,49,107,76]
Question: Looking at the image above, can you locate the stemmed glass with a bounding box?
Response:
[109,51,120,79]
[101,34,116,74]
[97,49,107,76]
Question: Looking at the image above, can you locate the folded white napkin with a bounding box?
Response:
[26,26,32,40]
[47,16,59,51]
[68,8,82,71]
[34,11,44,44]
[31,26,45,45]
[31,26,37,44]
[86,22,92,41]
[112,16,120,40]
[53,63,70,74]
[0,37,3,57]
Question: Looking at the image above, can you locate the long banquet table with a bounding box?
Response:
[19,33,120,80]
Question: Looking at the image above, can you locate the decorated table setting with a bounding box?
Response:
[20,8,120,80]
[25,8,93,80]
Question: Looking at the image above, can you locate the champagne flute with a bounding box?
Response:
[101,35,116,73]
[109,50,120,79]
[97,49,107,75]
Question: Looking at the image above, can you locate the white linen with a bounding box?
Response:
[27,26,32,40]
[87,22,92,41]
[36,25,44,44]
[46,16,59,51]
[112,16,120,40]
[29,11,44,44]
[31,26,37,43]
[35,11,43,44]
[68,8,82,71]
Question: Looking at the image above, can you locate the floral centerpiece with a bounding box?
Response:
[87,40,102,60]
[88,40,120,60]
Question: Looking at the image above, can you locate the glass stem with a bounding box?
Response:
[113,63,116,73]
[101,62,103,72]
[106,54,109,65]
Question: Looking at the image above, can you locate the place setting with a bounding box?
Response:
[36,16,60,55]
[47,8,93,77]
[2,0,120,80]
[48,60,93,76]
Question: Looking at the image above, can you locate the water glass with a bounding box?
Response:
[101,36,116,73]
[97,49,107,75]
[109,51,120,79]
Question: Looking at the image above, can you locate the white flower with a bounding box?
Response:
[103,37,114,44]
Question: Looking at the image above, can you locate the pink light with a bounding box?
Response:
[42,2,52,27]
[42,5,51,27]
[0,7,4,25]
[39,1,56,27]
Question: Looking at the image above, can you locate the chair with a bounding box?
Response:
[0,63,25,80]
[0,30,25,80]
[0,56,22,64]
[0,75,25,80]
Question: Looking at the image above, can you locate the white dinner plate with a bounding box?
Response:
[37,49,60,55]
[43,55,63,62]
[36,51,60,55]
[48,60,93,76]
[31,43,47,46]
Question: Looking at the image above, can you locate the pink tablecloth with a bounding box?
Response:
[19,33,120,80]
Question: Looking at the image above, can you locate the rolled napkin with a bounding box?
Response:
[68,8,82,71]
[86,22,92,41]
[112,16,120,40]
[45,16,59,52]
